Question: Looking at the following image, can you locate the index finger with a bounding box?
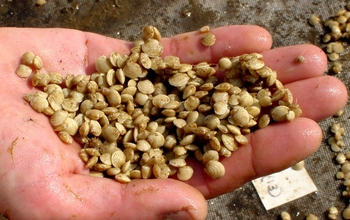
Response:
[0,25,272,77]
[86,25,272,68]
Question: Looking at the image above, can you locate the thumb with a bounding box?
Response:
[120,179,208,220]
[58,175,207,220]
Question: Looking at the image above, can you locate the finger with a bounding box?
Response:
[87,25,272,71]
[261,44,328,84]
[53,177,207,220]
[286,75,348,121]
[186,117,322,199]
[161,25,273,63]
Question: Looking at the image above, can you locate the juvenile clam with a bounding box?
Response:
[142,39,163,57]
[21,51,35,65]
[16,64,32,78]
[270,106,295,122]
[137,79,155,94]
[204,160,225,179]
[111,151,126,168]
[201,33,216,47]
[168,73,190,87]
[55,117,79,136]
[177,166,194,181]
[95,55,113,73]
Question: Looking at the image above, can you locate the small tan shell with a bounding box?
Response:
[215,82,233,92]
[271,106,293,122]
[168,73,190,88]
[58,131,73,144]
[136,139,152,152]
[199,25,210,33]
[164,100,180,109]
[79,149,89,162]
[153,163,171,179]
[142,39,163,57]
[33,56,43,70]
[95,55,113,73]
[238,93,254,107]
[85,109,105,120]
[123,61,143,79]
[137,79,155,94]
[245,58,265,70]
[232,107,250,127]
[100,153,112,165]
[142,25,156,40]
[114,173,131,183]
[201,33,216,47]
[186,111,199,124]
[47,89,64,111]
[28,95,49,113]
[31,71,50,87]
[130,170,142,179]
[204,160,225,179]
[49,72,64,84]
[195,65,216,78]
[89,120,102,136]
[141,165,152,179]
[106,89,121,107]
[183,84,196,99]
[94,163,112,172]
[202,150,219,164]
[61,98,79,112]
[204,115,220,130]
[180,134,196,146]
[21,51,35,65]
[111,151,126,168]
[173,146,187,156]
[221,133,238,151]
[102,125,120,143]
[309,14,321,26]
[85,147,102,157]
[147,132,165,148]
[258,114,270,128]
[226,124,241,135]
[106,167,121,176]
[177,166,194,181]
[16,64,32,78]
[49,109,68,127]
[86,156,99,169]
[140,53,152,69]
[292,160,305,171]
[235,134,248,145]
[55,117,79,136]
[184,96,200,111]
[218,57,232,71]
[69,90,85,103]
[209,136,221,151]
[106,69,116,86]
[152,94,170,108]
[193,126,210,136]
[213,101,228,115]
[164,56,181,69]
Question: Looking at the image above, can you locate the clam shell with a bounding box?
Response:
[204,160,225,179]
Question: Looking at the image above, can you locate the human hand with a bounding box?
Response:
[0,26,347,220]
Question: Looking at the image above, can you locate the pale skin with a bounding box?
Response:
[0,25,347,220]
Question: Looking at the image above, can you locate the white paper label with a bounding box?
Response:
[251,167,317,210]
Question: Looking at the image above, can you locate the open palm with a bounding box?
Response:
[0,26,347,220]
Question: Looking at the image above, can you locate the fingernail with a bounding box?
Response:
[163,211,193,220]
